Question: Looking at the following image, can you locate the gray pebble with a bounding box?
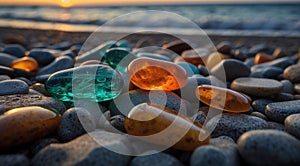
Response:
[261,66,283,78]
[285,113,300,139]
[57,107,96,142]
[283,64,300,83]
[0,65,15,77]
[281,80,294,94]
[237,130,300,166]
[37,56,74,75]
[28,48,55,66]
[198,65,209,76]
[252,99,273,114]
[244,57,255,67]
[0,75,10,81]
[206,113,268,141]
[266,121,286,131]
[0,79,29,95]
[3,44,25,58]
[0,53,17,67]
[131,152,183,166]
[251,111,268,120]
[265,100,300,123]
[28,89,44,96]
[137,52,171,61]
[0,154,29,166]
[251,57,296,72]
[231,77,283,97]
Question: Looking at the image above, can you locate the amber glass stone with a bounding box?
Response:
[11,57,39,72]
[196,85,250,113]
[125,103,210,151]
[254,53,273,65]
[0,106,61,149]
[127,57,188,91]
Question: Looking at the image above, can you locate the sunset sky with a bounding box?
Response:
[0,0,299,7]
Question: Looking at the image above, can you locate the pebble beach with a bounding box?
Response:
[0,26,300,166]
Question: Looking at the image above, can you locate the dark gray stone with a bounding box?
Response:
[237,130,300,166]
[28,48,55,66]
[0,65,14,77]
[0,94,66,114]
[110,115,126,133]
[281,80,294,94]
[285,113,300,139]
[216,41,232,55]
[272,93,294,102]
[265,100,300,123]
[251,57,296,72]
[131,152,183,166]
[58,107,96,142]
[252,99,273,114]
[3,44,25,58]
[0,75,10,81]
[16,77,32,86]
[34,74,50,83]
[37,56,74,75]
[0,154,29,166]
[248,43,272,55]
[283,64,300,83]
[211,59,250,81]
[194,111,207,125]
[32,130,132,166]
[266,121,286,131]
[206,113,268,141]
[244,57,255,67]
[198,65,209,76]
[251,111,268,120]
[0,53,17,67]
[261,66,283,78]
[0,79,29,95]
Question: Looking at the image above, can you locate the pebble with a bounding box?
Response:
[251,57,296,72]
[11,57,39,72]
[0,75,10,81]
[32,130,131,166]
[283,64,300,83]
[37,56,74,75]
[28,48,55,66]
[254,53,273,64]
[198,65,209,76]
[0,94,66,114]
[295,83,300,94]
[29,138,59,156]
[125,103,210,151]
[57,107,96,141]
[266,121,286,131]
[252,99,273,114]
[273,47,288,59]
[131,152,183,166]
[110,115,126,133]
[248,43,272,55]
[2,44,25,58]
[206,113,268,141]
[237,130,300,166]
[162,40,192,55]
[0,65,15,77]
[196,85,250,113]
[261,66,283,78]
[272,92,294,101]
[281,80,294,94]
[216,41,232,55]
[193,111,207,124]
[45,65,124,102]
[127,57,187,90]
[0,79,29,95]
[0,106,61,149]
[17,77,32,86]
[0,53,17,67]
[284,113,300,139]
[211,59,251,81]
[265,100,300,123]
[231,77,283,97]
[250,111,268,120]
[181,48,210,66]
[30,83,49,96]
[34,74,50,83]
[0,154,29,166]
[244,57,255,67]
[106,48,137,71]
[175,62,199,77]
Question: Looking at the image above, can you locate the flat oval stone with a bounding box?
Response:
[251,57,296,72]
[196,85,250,113]
[45,65,124,102]
[0,53,17,67]
[28,48,55,66]
[11,57,39,72]
[237,130,300,166]
[37,56,74,75]
[283,64,300,83]
[265,100,300,123]
[231,77,283,97]
[127,57,188,91]
[3,44,25,58]
[106,48,137,72]
[252,99,273,114]
[0,79,29,95]
[0,106,61,149]
[125,103,210,151]
[285,113,300,139]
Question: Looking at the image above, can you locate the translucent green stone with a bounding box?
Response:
[105,48,137,72]
[45,65,124,102]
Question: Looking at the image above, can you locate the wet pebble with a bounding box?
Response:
[28,48,55,66]
[2,44,25,58]
[281,80,294,94]
[0,53,17,67]
[285,113,300,139]
[252,99,273,114]
[266,121,286,131]
[37,56,74,75]
[29,138,59,156]
[0,65,15,77]
[250,111,268,120]
[0,79,29,95]
[265,100,300,123]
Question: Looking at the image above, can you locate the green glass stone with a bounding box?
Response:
[105,48,137,72]
[116,40,129,48]
[45,65,124,102]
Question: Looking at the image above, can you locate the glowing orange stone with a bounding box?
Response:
[127,57,188,91]
[125,103,210,151]
[11,57,39,72]
[196,85,250,113]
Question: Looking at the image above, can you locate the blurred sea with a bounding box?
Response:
[0,3,299,36]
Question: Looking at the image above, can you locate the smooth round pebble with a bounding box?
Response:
[231,77,283,97]
[0,79,29,95]
[285,114,300,139]
[237,130,300,166]
[37,56,74,75]
[110,115,126,133]
[0,75,10,81]
[265,100,300,123]
[252,99,273,114]
[281,80,294,94]
[3,44,25,58]
[0,65,15,77]
[28,48,55,66]
[283,64,300,83]
[251,111,268,120]
[131,152,183,166]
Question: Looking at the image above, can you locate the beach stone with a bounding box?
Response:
[0,65,14,77]
[198,65,209,76]
[0,94,66,114]
[248,43,272,56]
[30,83,49,96]
[109,89,187,116]
[181,48,210,66]
[283,64,300,83]
[261,66,283,78]
[0,53,17,67]
[106,48,137,71]
[193,111,207,125]
[162,40,192,55]
[37,56,74,75]
[251,111,268,120]
[0,154,29,166]
[285,114,300,139]
[0,75,10,81]
[206,52,225,70]
[32,130,131,166]
[251,57,296,72]
[273,47,288,59]
[17,77,32,86]
[34,74,50,83]
[0,79,29,95]
[237,130,300,166]
[244,57,255,67]
[175,62,199,77]
[265,100,300,123]
[272,92,294,101]
[4,34,25,45]
[52,41,72,51]
[0,106,61,149]
[266,121,286,131]
[206,113,268,141]
[211,59,250,81]
[29,138,59,156]
[58,107,95,142]
[2,44,25,58]
[46,65,124,102]
[110,115,126,133]
[11,57,39,72]
[295,84,300,94]
[216,41,232,55]
[231,77,283,97]
[281,80,294,94]
[252,99,273,114]
[28,48,55,66]
[131,152,183,166]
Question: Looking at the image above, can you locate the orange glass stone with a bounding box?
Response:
[11,57,39,72]
[196,85,250,113]
[125,103,210,151]
[127,57,188,91]
[0,106,61,149]
[254,53,273,65]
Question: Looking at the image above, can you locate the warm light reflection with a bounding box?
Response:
[60,0,73,8]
